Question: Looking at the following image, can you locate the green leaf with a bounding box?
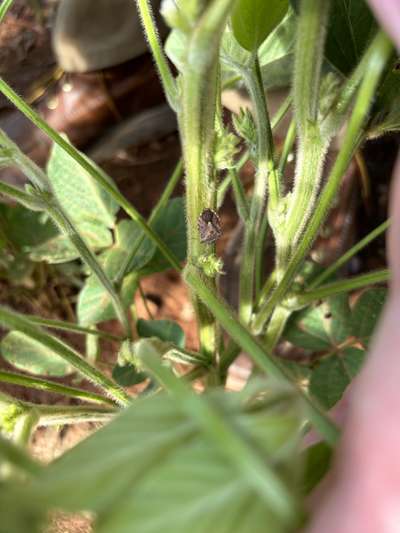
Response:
[77,271,138,326]
[324,0,376,76]
[301,442,333,494]
[1,331,71,377]
[258,10,295,88]
[165,29,188,72]
[29,222,113,264]
[309,347,365,409]
[112,364,148,387]
[139,198,187,275]
[0,204,56,248]
[351,288,387,347]
[102,219,155,276]
[47,138,119,228]
[285,289,385,409]
[77,218,159,326]
[20,386,302,533]
[258,10,295,66]
[137,319,185,348]
[328,294,352,345]
[220,10,295,90]
[292,0,376,75]
[231,0,289,52]
[284,295,352,351]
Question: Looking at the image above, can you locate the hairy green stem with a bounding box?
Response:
[239,57,279,324]
[294,0,331,130]
[0,370,116,406]
[135,0,177,109]
[253,31,393,333]
[0,306,131,407]
[283,126,329,255]
[185,266,340,445]
[282,0,331,261]
[230,167,249,220]
[180,0,234,359]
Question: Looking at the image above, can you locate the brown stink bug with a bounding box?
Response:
[198,208,222,244]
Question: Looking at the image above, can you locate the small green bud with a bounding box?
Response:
[214,131,240,170]
[198,253,224,277]
[232,108,257,147]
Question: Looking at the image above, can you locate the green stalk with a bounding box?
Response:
[239,56,279,324]
[294,269,389,306]
[0,180,45,211]
[180,0,234,359]
[0,370,116,406]
[264,306,291,353]
[294,0,331,130]
[230,167,249,221]
[283,126,329,254]
[254,208,270,298]
[25,315,123,341]
[0,0,13,23]
[271,93,292,131]
[253,31,393,334]
[115,159,183,284]
[46,202,132,336]
[185,266,339,446]
[309,219,390,288]
[0,80,181,272]
[135,0,178,109]
[0,306,131,407]
[34,405,115,427]
[142,347,298,524]
[283,0,331,258]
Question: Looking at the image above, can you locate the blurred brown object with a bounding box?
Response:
[0,53,165,169]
